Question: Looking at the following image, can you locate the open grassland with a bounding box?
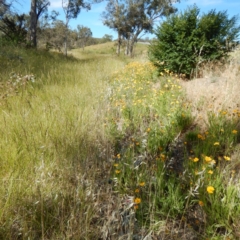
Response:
[69,42,149,61]
[0,43,240,239]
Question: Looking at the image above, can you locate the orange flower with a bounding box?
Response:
[134,198,141,204]
[199,201,204,206]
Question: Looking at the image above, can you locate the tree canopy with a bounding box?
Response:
[102,0,179,57]
[149,5,240,78]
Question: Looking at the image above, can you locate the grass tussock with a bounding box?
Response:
[0,43,240,239]
[181,57,240,130]
[0,45,125,239]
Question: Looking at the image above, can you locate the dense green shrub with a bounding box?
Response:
[149,5,240,78]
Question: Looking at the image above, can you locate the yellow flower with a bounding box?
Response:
[139,182,145,187]
[205,156,212,162]
[115,170,121,174]
[208,170,213,174]
[193,157,199,162]
[117,154,121,159]
[146,128,151,133]
[214,142,220,146]
[223,156,231,161]
[199,201,204,207]
[134,198,141,204]
[135,188,140,193]
[232,130,238,134]
[207,186,215,194]
[113,163,119,167]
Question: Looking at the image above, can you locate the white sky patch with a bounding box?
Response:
[49,0,62,9]
[90,5,106,13]
[187,0,223,6]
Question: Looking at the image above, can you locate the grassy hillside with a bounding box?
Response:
[0,43,240,239]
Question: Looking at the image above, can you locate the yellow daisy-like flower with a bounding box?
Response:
[134,198,141,204]
[205,156,212,162]
[223,156,231,161]
[115,170,121,174]
[208,170,213,174]
[113,163,119,167]
[207,186,215,194]
[117,154,121,159]
[135,188,140,193]
[139,182,145,187]
[214,142,220,146]
[232,130,238,134]
[199,201,204,207]
[193,157,199,162]
[146,128,151,133]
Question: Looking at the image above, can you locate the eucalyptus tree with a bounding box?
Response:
[62,0,90,55]
[103,0,179,57]
[0,0,11,19]
[29,0,50,47]
[102,0,126,55]
[76,25,92,50]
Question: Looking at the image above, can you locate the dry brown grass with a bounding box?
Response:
[180,60,240,130]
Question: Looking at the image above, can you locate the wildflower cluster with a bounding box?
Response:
[106,61,191,218]
[0,73,35,101]
[105,61,240,237]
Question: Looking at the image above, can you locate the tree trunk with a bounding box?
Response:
[125,37,130,56]
[64,21,68,56]
[129,31,141,57]
[30,0,37,47]
[129,39,135,57]
[116,31,121,55]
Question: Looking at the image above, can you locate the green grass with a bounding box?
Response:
[1,43,240,239]
[0,44,125,239]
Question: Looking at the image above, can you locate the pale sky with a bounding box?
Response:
[15,0,240,39]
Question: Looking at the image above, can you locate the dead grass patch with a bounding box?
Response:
[180,62,240,130]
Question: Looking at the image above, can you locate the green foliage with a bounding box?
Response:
[102,0,178,57]
[0,14,28,45]
[149,5,240,78]
[101,34,113,43]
